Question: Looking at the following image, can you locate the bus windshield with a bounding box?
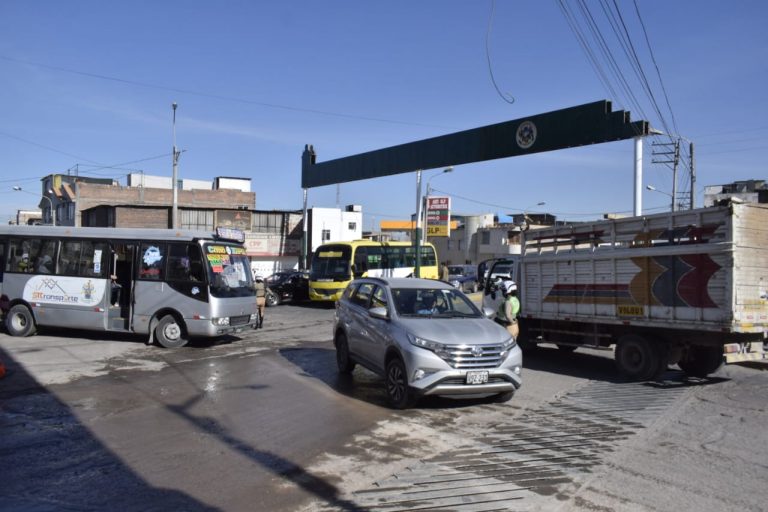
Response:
[204,243,255,298]
[310,245,352,281]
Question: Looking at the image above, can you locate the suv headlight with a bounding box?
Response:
[408,333,450,357]
[500,336,517,359]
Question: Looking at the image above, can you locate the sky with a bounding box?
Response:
[1,0,766,230]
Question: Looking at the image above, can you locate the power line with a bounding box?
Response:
[485,0,515,105]
[0,54,456,130]
[430,186,667,218]
[0,130,104,164]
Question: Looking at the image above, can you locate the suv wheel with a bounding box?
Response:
[335,331,356,374]
[385,358,416,409]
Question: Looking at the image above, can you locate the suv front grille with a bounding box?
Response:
[438,343,503,369]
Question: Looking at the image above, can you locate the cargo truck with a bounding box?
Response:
[483,201,768,380]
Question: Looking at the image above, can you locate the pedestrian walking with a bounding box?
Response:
[253,275,266,328]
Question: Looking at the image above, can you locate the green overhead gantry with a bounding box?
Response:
[301,100,649,272]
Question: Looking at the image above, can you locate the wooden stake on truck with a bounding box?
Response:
[483,201,768,380]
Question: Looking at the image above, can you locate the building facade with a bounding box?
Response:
[37,172,358,276]
[704,179,768,207]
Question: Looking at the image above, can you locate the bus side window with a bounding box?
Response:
[353,248,367,278]
[189,246,205,281]
[59,241,81,276]
[139,243,165,281]
[0,240,5,280]
[78,241,108,277]
[167,243,203,281]
[8,239,32,273]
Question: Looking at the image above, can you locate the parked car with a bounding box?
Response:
[333,277,522,408]
[447,264,479,293]
[265,271,309,306]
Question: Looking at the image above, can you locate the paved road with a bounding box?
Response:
[1,303,766,511]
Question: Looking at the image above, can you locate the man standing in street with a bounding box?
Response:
[440,261,450,281]
[496,280,520,339]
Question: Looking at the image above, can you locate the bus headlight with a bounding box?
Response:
[212,317,230,326]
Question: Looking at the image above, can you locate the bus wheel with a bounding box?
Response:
[6,304,36,337]
[155,315,188,348]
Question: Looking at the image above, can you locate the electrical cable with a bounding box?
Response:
[485,0,515,104]
[0,54,455,130]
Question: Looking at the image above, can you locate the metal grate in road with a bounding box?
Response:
[314,376,694,512]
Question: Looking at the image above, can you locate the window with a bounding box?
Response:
[181,210,214,231]
[76,241,108,277]
[6,238,57,274]
[371,286,388,310]
[348,222,357,231]
[167,243,204,281]
[58,241,82,276]
[351,283,374,308]
[139,243,165,280]
[481,231,490,245]
[252,212,282,233]
[322,229,331,242]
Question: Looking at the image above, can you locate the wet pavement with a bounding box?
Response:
[1,303,767,511]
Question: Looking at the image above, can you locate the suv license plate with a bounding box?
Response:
[466,371,489,385]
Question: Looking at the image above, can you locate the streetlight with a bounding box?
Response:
[519,201,545,231]
[646,184,673,211]
[13,186,55,225]
[423,167,453,243]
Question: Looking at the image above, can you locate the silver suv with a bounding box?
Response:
[333,277,522,408]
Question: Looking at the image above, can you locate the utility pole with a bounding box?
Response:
[171,103,179,229]
[652,139,680,211]
[689,141,696,209]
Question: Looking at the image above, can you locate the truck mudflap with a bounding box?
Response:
[724,342,768,364]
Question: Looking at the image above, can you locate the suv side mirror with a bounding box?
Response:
[369,306,389,320]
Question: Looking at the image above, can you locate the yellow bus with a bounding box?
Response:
[308,241,438,302]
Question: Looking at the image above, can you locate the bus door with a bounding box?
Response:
[108,242,137,331]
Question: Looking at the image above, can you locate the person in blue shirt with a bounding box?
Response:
[417,292,438,315]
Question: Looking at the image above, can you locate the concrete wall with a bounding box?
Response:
[74,183,255,227]
[309,207,362,251]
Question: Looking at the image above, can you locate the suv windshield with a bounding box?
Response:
[392,287,481,318]
[204,243,255,298]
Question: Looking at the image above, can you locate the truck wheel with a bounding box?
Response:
[678,346,723,378]
[5,304,37,337]
[615,335,656,381]
[155,315,188,348]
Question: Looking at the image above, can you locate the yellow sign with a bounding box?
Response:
[618,305,644,317]
[427,225,449,236]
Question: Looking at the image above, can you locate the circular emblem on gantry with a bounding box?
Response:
[516,120,537,149]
